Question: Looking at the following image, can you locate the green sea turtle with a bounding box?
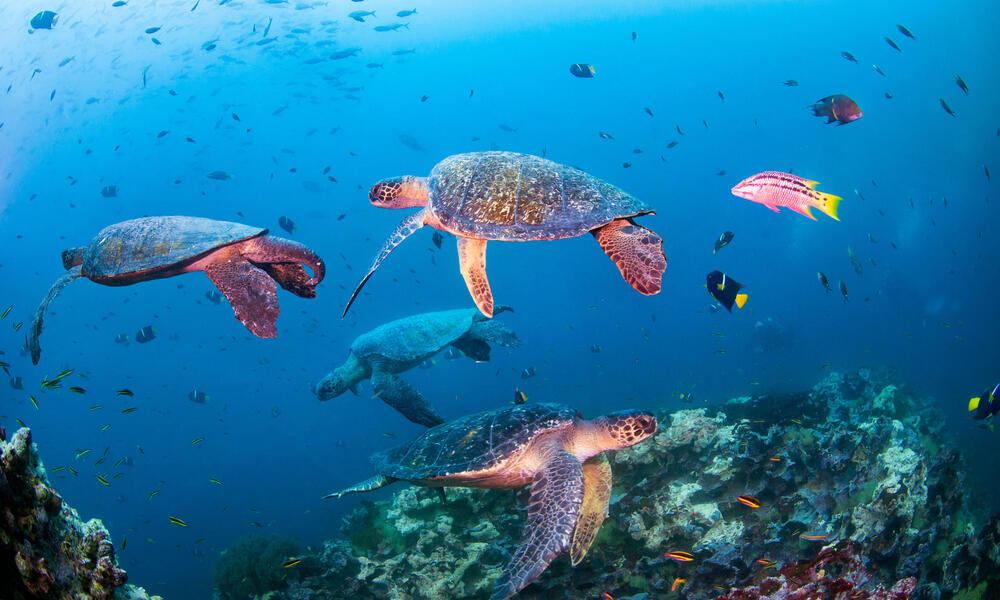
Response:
[326,402,657,599]
[28,216,325,364]
[343,151,667,318]
[314,307,520,427]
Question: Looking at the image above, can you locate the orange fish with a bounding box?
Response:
[737,495,761,508]
[732,171,841,221]
[665,550,694,562]
[756,558,776,568]
[768,456,782,462]
[671,577,687,592]
[799,534,829,541]
[602,593,614,600]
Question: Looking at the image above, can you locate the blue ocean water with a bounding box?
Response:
[1,0,997,596]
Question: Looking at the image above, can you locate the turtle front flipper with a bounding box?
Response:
[28,266,84,365]
[343,209,427,317]
[370,362,445,427]
[570,454,612,565]
[323,474,396,499]
[240,235,326,296]
[491,449,584,600]
[592,218,666,295]
[457,237,493,317]
[259,263,316,298]
[204,257,279,338]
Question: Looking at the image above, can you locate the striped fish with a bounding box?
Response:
[731,171,841,221]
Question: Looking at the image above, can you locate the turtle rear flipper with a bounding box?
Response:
[467,316,522,349]
[324,474,396,499]
[592,218,666,295]
[29,266,84,365]
[491,448,584,600]
[204,257,279,338]
[570,454,612,565]
[371,362,444,427]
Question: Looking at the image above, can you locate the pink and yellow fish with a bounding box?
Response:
[731,171,841,221]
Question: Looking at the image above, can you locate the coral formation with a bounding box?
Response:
[714,541,916,600]
[213,534,301,600]
[263,369,1000,600]
[0,427,158,600]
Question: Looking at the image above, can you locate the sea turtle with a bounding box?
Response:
[28,216,325,364]
[326,403,657,599]
[314,307,520,427]
[343,151,667,318]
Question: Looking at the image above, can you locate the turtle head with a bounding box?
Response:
[369,176,429,209]
[314,353,367,400]
[590,409,657,451]
[62,246,85,270]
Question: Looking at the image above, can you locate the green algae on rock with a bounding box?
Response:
[0,427,159,600]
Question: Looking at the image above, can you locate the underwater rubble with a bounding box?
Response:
[0,427,158,600]
[260,369,999,600]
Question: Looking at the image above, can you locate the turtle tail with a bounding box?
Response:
[29,266,84,365]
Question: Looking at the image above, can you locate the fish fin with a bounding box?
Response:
[457,237,493,317]
[792,204,818,220]
[592,218,666,295]
[204,257,279,338]
[815,193,842,221]
[571,454,612,566]
[735,293,749,309]
[969,397,981,412]
[764,204,781,213]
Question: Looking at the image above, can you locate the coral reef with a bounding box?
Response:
[232,369,1000,599]
[213,534,301,600]
[714,541,916,600]
[0,427,158,600]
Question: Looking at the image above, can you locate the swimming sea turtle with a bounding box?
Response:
[28,216,325,364]
[343,151,667,318]
[325,402,658,599]
[315,307,520,427]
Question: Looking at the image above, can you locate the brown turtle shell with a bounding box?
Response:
[373,403,577,481]
[82,216,265,281]
[427,151,653,241]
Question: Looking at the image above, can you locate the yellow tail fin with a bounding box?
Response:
[735,293,748,309]
[816,193,842,221]
[969,397,981,412]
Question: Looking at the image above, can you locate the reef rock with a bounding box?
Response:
[270,369,999,599]
[0,427,158,600]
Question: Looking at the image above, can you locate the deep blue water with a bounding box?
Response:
[1,0,998,596]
